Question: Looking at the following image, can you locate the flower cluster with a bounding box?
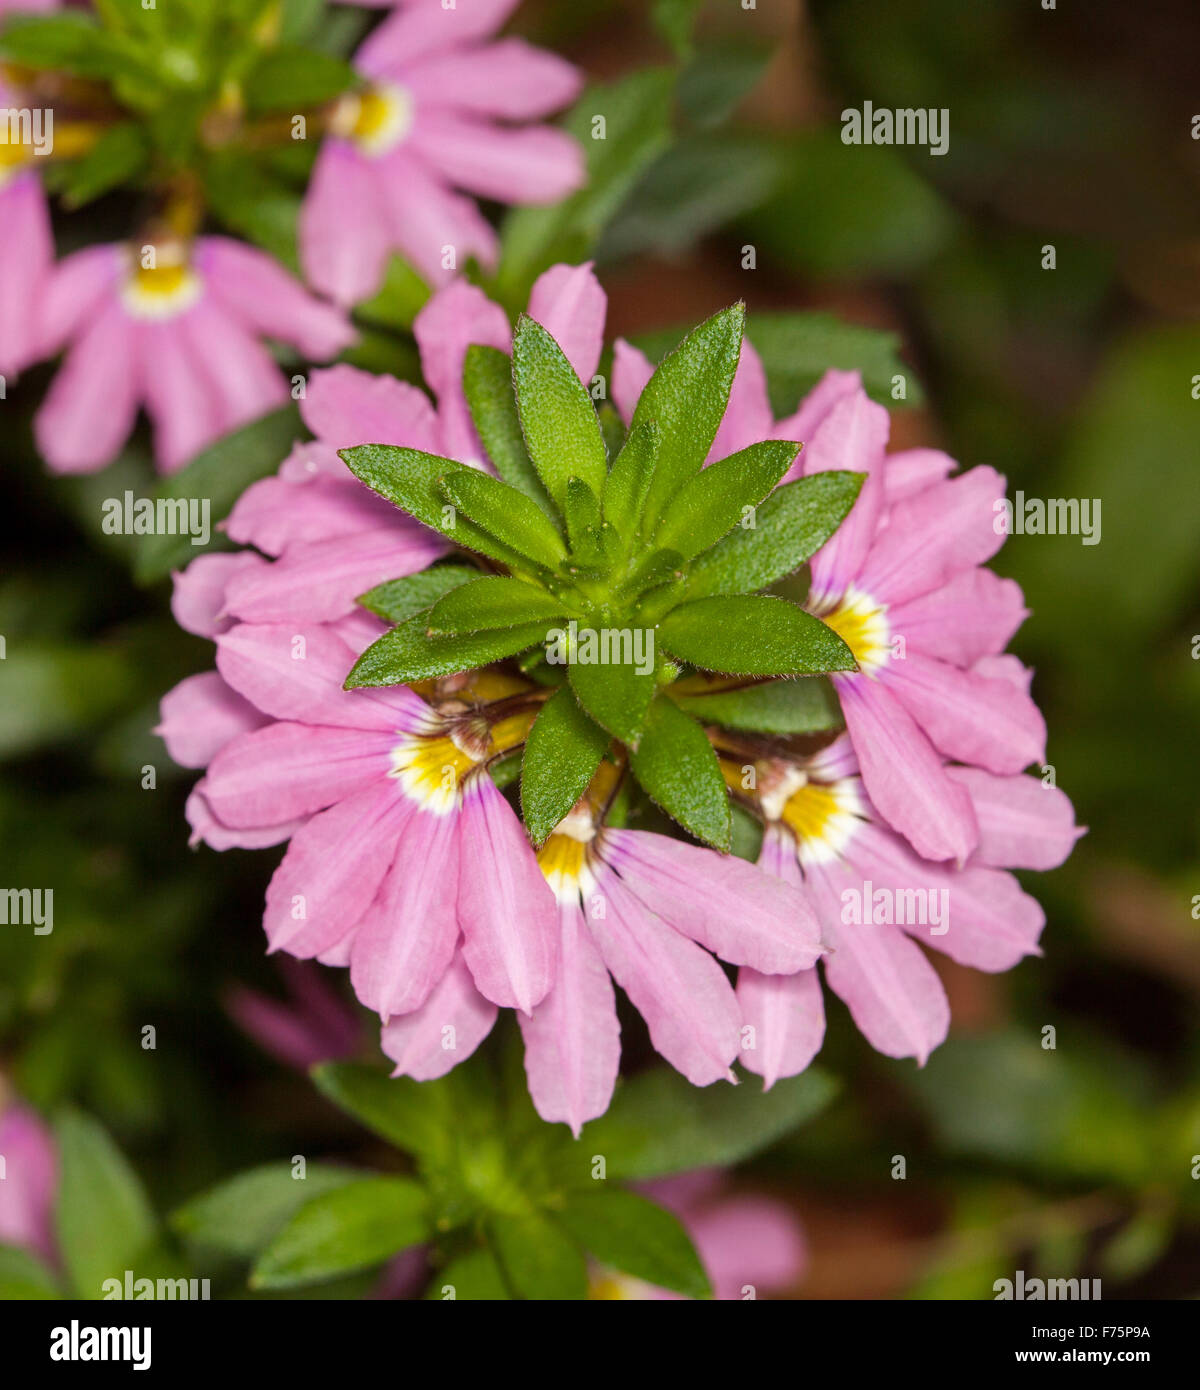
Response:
[160,260,1080,1135]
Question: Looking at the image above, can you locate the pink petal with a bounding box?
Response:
[215,622,429,732]
[300,362,439,452]
[457,773,557,1014]
[736,968,825,1090]
[600,827,822,974]
[884,652,1046,774]
[171,551,268,637]
[35,300,140,473]
[402,37,581,120]
[710,339,773,461]
[412,277,511,461]
[0,173,52,377]
[350,804,461,1019]
[887,567,1028,667]
[138,318,224,472]
[222,526,445,625]
[611,339,654,424]
[380,952,497,1081]
[374,147,499,288]
[519,898,620,1135]
[686,1194,808,1300]
[804,389,890,606]
[776,369,862,483]
[837,672,978,863]
[224,475,397,557]
[156,671,267,769]
[36,243,120,357]
[185,781,304,850]
[589,870,741,1087]
[883,447,955,502]
[264,780,411,957]
[198,235,354,359]
[857,465,1007,606]
[974,653,1033,692]
[527,261,607,385]
[299,142,391,307]
[357,0,523,77]
[948,767,1082,870]
[409,110,583,204]
[204,721,392,828]
[0,1103,57,1264]
[807,859,949,1063]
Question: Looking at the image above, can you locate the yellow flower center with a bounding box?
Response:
[121,248,202,320]
[388,707,535,815]
[815,587,891,674]
[333,84,414,157]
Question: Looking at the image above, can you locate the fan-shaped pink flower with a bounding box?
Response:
[300,0,584,303]
[191,620,558,1017]
[733,735,1081,1074]
[0,1098,57,1265]
[615,342,1044,865]
[382,783,823,1135]
[33,236,354,474]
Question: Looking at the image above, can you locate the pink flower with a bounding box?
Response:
[590,1170,807,1301]
[0,79,53,380]
[0,1098,57,1266]
[33,236,354,474]
[616,343,1043,865]
[300,0,584,304]
[732,735,1081,1071]
[384,768,822,1134]
[224,957,363,1071]
[191,620,559,1018]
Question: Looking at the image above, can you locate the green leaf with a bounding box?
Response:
[521,687,611,846]
[581,1067,837,1180]
[602,420,659,539]
[672,677,843,734]
[441,469,568,572]
[251,1176,429,1290]
[660,596,856,676]
[462,345,554,513]
[340,444,533,572]
[202,150,302,270]
[685,471,863,598]
[346,614,551,688]
[655,439,798,560]
[243,44,357,114]
[312,1063,455,1169]
[494,68,675,304]
[0,1245,61,1299]
[511,315,609,506]
[678,40,773,128]
[60,122,148,209]
[427,1247,511,1301]
[171,1163,359,1260]
[0,13,109,76]
[426,576,570,634]
[558,1189,710,1298]
[54,1110,158,1299]
[134,405,302,581]
[629,696,730,849]
[567,644,658,748]
[490,1211,587,1301]
[633,304,745,527]
[563,476,602,553]
[353,255,430,332]
[357,564,480,624]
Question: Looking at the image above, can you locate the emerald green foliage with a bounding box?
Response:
[342,309,859,845]
[170,1049,835,1300]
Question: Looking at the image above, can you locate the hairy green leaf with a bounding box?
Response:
[357,565,480,624]
[521,687,611,846]
[441,469,568,572]
[462,345,555,514]
[346,615,550,687]
[629,696,730,849]
[660,596,855,676]
[655,439,798,560]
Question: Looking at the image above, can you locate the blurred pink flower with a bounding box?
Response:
[0,1098,57,1266]
[736,734,1081,1072]
[33,236,353,474]
[300,0,583,303]
[225,957,363,1071]
[0,74,53,380]
[591,1171,807,1301]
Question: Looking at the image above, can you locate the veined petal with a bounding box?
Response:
[156,671,266,770]
[224,475,398,558]
[887,567,1027,667]
[185,782,303,851]
[380,952,497,1082]
[736,968,825,1090]
[600,827,822,974]
[519,898,620,1135]
[457,773,557,1013]
[300,362,440,452]
[350,802,461,1019]
[837,672,978,864]
[375,147,499,289]
[170,551,267,638]
[948,767,1082,870]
